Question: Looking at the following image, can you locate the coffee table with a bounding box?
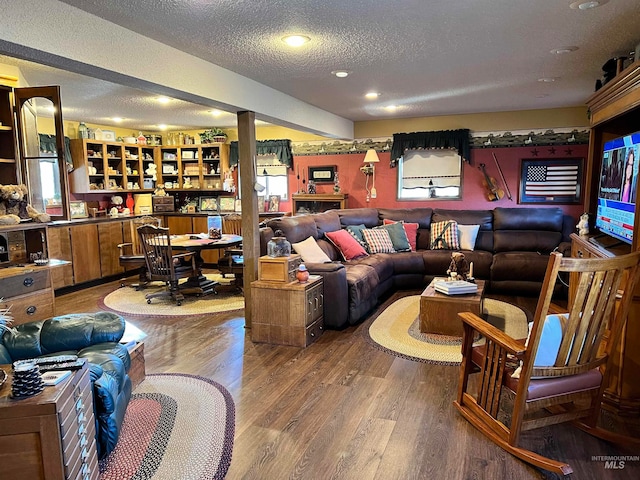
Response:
[420,278,486,336]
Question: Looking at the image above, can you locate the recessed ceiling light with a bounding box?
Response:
[550,46,578,55]
[112,117,123,123]
[538,77,558,83]
[384,105,398,111]
[210,109,223,117]
[570,0,608,10]
[157,124,168,130]
[157,96,171,104]
[332,70,350,78]
[282,35,311,47]
[365,92,381,99]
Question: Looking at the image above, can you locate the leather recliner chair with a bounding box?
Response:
[0,311,132,459]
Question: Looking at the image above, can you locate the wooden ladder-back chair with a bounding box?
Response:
[137,224,202,305]
[117,216,162,288]
[218,214,244,291]
[454,250,640,475]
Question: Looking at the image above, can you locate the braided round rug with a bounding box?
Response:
[100,274,245,318]
[367,296,528,365]
[99,374,235,480]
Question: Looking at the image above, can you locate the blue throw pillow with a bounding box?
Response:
[345,224,369,252]
[375,222,411,252]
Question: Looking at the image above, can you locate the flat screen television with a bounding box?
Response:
[594,131,639,245]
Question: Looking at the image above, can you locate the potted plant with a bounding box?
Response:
[199,128,227,144]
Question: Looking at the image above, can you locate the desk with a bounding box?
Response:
[171,234,242,295]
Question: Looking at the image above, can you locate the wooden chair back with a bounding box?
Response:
[223,214,242,235]
[128,216,162,255]
[137,224,179,282]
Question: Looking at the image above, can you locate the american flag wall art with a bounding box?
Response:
[519,158,583,204]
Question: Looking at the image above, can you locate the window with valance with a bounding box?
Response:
[229,139,293,167]
[390,129,471,166]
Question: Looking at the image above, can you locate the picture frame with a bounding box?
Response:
[102,129,116,142]
[70,201,88,219]
[199,196,219,212]
[268,194,281,212]
[258,195,265,213]
[218,196,236,212]
[107,179,118,189]
[309,165,337,183]
[235,199,242,212]
[519,158,584,204]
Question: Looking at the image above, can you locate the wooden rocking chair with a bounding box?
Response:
[454,251,640,475]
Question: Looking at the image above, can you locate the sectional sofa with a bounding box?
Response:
[260,207,574,329]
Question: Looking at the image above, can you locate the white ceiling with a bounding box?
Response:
[1,0,639,135]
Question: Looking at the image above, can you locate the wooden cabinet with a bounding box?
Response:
[251,275,324,347]
[291,193,348,214]
[69,139,158,193]
[0,85,18,184]
[69,224,101,284]
[0,362,99,480]
[97,222,125,277]
[158,143,229,190]
[47,227,74,290]
[582,59,640,416]
[0,265,55,325]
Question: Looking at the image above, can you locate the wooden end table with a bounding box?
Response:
[420,279,486,336]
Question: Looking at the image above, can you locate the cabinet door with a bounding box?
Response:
[166,216,193,234]
[48,226,74,289]
[70,224,101,283]
[0,86,18,184]
[98,221,124,277]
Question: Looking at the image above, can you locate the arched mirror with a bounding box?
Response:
[14,86,70,220]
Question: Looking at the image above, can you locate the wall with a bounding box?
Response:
[286,144,588,220]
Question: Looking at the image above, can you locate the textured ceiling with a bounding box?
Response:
[2,0,639,134]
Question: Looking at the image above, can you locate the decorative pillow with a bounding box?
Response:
[325,229,368,261]
[375,222,411,252]
[291,236,331,263]
[345,224,369,251]
[458,224,480,251]
[383,219,418,251]
[362,228,396,254]
[430,220,460,250]
[511,314,566,378]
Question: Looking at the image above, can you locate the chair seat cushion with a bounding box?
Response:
[506,368,602,401]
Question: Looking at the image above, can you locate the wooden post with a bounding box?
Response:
[237,111,258,328]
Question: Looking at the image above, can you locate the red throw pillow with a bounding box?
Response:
[325,229,369,260]
[383,219,419,251]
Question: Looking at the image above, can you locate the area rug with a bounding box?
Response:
[368,296,528,365]
[100,274,245,317]
[99,373,235,480]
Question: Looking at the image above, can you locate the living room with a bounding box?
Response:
[2,1,640,479]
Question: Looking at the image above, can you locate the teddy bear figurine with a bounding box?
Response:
[447,251,470,281]
[0,184,51,225]
[576,212,589,236]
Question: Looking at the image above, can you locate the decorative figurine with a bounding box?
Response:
[577,212,589,236]
[447,252,470,281]
[296,264,310,283]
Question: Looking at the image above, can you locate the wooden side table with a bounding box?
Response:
[0,362,99,479]
[251,275,324,347]
[420,279,486,336]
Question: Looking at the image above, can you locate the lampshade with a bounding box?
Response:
[363,149,380,164]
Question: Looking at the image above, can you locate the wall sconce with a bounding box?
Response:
[360,148,380,201]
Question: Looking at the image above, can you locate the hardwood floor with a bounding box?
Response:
[55,278,640,480]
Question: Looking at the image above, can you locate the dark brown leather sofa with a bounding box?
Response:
[259,207,574,330]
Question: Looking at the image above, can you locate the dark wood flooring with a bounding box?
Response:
[55,277,640,480]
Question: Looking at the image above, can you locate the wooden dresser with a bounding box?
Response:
[0,362,99,480]
[251,275,324,346]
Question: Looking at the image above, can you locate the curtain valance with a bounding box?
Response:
[229,139,293,167]
[390,129,471,166]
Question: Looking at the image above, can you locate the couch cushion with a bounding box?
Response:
[313,211,342,237]
[458,224,480,251]
[350,254,395,283]
[383,219,419,251]
[386,251,426,275]
[344,263,380,312]
[422,250,493,278]
[378,207,432,229]
[336,208,380,227]
[493,207,564,253]
[491,252,550,282]
[375,222,411,252]
[40,315,95,354]
[325,229,368,260]
[269,215,319,243]
[362,228,396,254]
[430,220,460,250]
[433,209,494,252]
[292,236,332,263]
[345,224,369,250]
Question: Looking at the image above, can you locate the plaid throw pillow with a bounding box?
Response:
[430,220,460,250]
[362,228,396,254]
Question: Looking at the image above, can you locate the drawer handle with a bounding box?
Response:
[314,297,318,309]
[26,305,37,315]
[310,332,315,337]
[23,277,34,287]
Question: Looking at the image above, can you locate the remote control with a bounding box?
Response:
[38,359,85,372]
[33,354,78,365]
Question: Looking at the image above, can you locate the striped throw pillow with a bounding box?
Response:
[362,228,396,254]
[430,220,460,250]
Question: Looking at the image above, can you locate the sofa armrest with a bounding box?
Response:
[305,261,345,273]
[305,262,349,329]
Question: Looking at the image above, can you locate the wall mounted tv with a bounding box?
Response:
[595,131,638,245]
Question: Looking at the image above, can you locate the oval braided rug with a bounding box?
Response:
[368,296,528,365]
[99,374,235,480]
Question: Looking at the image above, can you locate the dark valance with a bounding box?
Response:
[229,139,293,168]
[390,129,471,166]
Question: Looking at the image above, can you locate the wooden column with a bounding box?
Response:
[237,111,258,328]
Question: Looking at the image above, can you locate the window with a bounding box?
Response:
[397,149,462,200]
[256,154,288,200]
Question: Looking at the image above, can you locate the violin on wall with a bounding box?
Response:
[479,163,504,201]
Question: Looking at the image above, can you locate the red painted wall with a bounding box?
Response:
[285,145,588,221]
